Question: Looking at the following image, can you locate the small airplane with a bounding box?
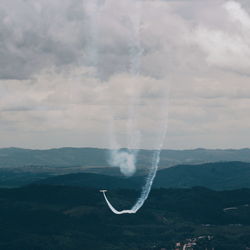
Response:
[99,189,108,193]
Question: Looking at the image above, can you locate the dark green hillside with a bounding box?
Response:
[0,168,52,188]
[36,172,140,189]
[36,161,250,191]
[2,161,250,191]
[153,161,250,190]
[0,185,250,249]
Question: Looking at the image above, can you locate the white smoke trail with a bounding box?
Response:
[109,0,142,177]
[101,150,161,214]
[107,110,138,177]
[109,149,137,177]
[101,190,136,214]
[84,0,144,179]
[102,101,169,214]
[85,0,102,71]
[126,0,142,153]
[128,0,143,76]
[101,0,170,214]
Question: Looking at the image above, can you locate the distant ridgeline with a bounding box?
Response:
[1,147,250,168]
[1,147,250,190]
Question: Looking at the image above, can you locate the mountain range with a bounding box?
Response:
[2,147,250,169]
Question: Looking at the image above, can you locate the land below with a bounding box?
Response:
[1,147,250,249]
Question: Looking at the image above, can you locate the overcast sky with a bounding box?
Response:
[1,0,250,149]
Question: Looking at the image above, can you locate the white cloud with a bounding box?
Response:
[192,0,250,74]
[224,0,250,28]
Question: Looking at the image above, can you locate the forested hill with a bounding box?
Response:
[0,185,250,250]
[37,161,250,191]
[152,161,250,190]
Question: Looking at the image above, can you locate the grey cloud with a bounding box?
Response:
[0,0,195,80]
[0,0,90,79]
[1,0,250,150]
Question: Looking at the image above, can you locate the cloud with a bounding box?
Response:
[224,0,250,27]
[1,0,250,149]
[0,0,90,79]
[192,0,250,74]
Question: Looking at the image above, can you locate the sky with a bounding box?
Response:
[1,0,250,149]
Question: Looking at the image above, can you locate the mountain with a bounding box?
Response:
[0,185,250,250]
[152,161,250,190]
[2,147,250,170]
[36,172,139,189]
[0,147,109,168]
[36,161,250,191]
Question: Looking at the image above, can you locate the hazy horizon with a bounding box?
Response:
[2,146,250,151]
